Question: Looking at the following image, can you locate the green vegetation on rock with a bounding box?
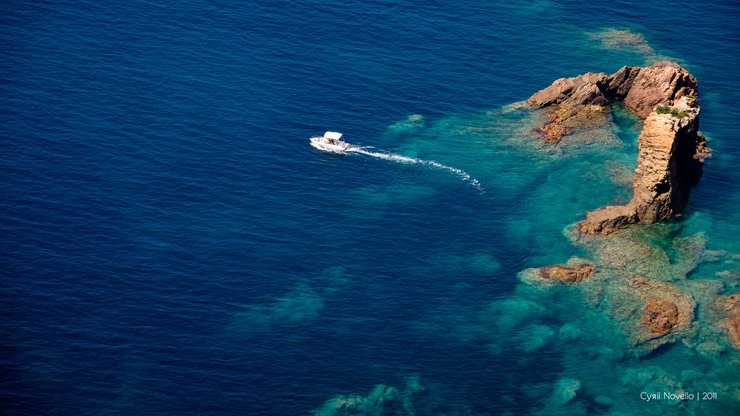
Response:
[655,105,688,118]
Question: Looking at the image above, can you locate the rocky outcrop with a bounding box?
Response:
[528,62,699,138]
[597,62,698,118]
[527,72,610,143]
[579,96,709,234]
[519,257,596,286]
[528,72,609,108]
[641,297,679,337]
[527,61,710,234]
[539,262,595,283]
[626,278,695,348]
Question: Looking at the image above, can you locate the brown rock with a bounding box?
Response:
[622,278,695,347]
[693,133,712,162]
[641,297,679,336]
[527,73,609,143]
[539,263,595,283]
[713,294,740,349]
[579,96,706,234]
[597,65,641,98]
[632,104,701,220]
[527,72,608,108]
[596,62,698,117]
[623,61,698,118]
[540,114,571,143]
[526,61,709,233]
[526,62,698,145]
[579,204,638,235]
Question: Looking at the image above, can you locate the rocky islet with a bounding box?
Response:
[521,62,740,353]
[528,61,710,235]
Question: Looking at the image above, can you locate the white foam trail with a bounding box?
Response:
[347,145,483,191]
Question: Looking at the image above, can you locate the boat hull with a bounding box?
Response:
[310,137,350,153]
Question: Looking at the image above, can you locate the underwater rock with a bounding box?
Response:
[314,385,401,416]
[620,365,682,395]
[539,262,595,283]
[467,252,502,275]
[230,266,354,334]
[701,249,727,263]
[230,283,325,332]
[519,257,596,285]
[713,294,740,349]
[549,378,582,406]
[558,323,583,341]
[641,297,679,337]
[572,221,706,280]
[626,278,695,348]
[606,161,634,188]
[695,340,726,356]
[484,297,547,332]
[716,270,740,279]
[588,28,656,56]
[385,113,426,135]
[520,324,555,352]
[313,376,424,416]
[594,395,614,408]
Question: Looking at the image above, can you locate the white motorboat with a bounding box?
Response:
[310,131,350,153]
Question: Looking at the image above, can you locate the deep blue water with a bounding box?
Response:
[2,1,739,415]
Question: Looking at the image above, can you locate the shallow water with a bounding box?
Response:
[1,0,739,415]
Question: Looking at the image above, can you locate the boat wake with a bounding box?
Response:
[347,145,483,191]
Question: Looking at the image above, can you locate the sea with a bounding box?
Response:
[1,1,739,415]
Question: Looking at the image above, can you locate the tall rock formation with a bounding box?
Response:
[527,61,710,234]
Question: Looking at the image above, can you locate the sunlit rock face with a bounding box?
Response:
[527,72,610,144]
[579,95,707,235]
[614,62,698,118]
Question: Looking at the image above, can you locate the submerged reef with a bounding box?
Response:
[228,266,352,334]
[517,220,737,358]
[528,61,711,234]
[713,294,740,349]
[519,257,596,285]
[587,28,656,56]
[313,376,424,416]
[627,277,695,347]
[538,259,595,284]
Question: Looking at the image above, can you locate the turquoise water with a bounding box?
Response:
[1,1,739,415]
